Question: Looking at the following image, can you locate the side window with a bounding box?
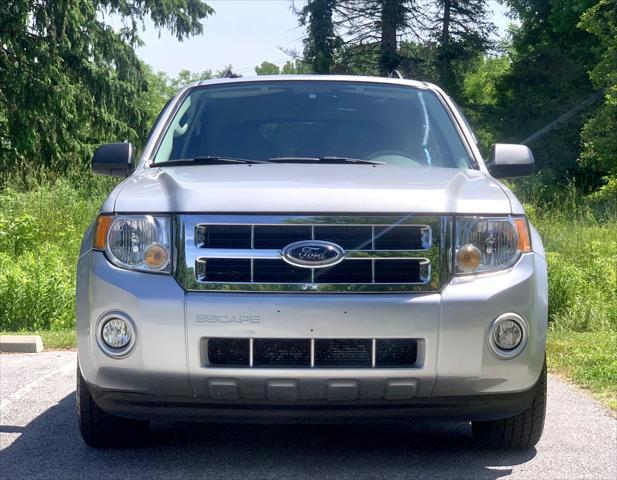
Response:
[156,96,193,162]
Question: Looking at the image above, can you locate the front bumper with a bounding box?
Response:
[87,381,539,423]
[77,250,547,419]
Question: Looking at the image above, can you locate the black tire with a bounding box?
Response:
[472,361,547,449]
[76,364,149,448]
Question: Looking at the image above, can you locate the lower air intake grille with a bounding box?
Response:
[314,339,372,367]
[205,338,419,368]
[253,339,310,367]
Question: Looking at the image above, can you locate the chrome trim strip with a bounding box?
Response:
[194,258,432,286]
[184,281,435,293]
[195,221,432,251]
[249,338,254,367]
[194,215,432,226]
[193,249,434,260]
[371,339,376,367]
[310,339,315,368]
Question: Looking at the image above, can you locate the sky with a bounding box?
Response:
[136,0,511,77]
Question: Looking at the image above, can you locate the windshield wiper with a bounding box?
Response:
[154,156,267,167]
[267,156,385,165]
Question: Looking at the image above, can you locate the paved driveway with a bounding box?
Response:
[1,351,615,480]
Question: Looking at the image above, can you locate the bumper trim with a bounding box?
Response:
[89,382,537,424]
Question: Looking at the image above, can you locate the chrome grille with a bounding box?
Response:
[176,215,451,292]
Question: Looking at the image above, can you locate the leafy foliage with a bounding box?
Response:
[0,177,107,331]
[579,0,617,177]
[516,181,617,332]
[0,0,212,174]
[299,0,340,73]
[493,0,601,180]
[255,60,311,75]
[432,0,495,96]
[462,56,510,152]
[255,61,283,76]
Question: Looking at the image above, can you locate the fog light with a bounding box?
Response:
[493,319,523,350]
[489,313,528,359]
[101,318,131,348]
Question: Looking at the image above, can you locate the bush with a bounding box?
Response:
[0,247,75,330]
[516,179,617,333]
[0,176,109,331]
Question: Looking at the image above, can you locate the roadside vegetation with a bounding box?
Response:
[1,1,616,409]
[512,180,617,410]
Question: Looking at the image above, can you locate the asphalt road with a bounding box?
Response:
[1,352,615,480]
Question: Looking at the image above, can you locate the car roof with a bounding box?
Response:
[186,74,437,92]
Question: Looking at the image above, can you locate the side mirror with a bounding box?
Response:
[487,144,535,178]
[92,143,134,177]
[486,143,534,178]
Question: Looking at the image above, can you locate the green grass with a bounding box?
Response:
[538,220,617,332]
[547,331,617,411]
[1,329,76,350]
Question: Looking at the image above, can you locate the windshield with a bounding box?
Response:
[152,81,473,169]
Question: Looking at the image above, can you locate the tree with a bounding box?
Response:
[492,0,602,182]
[281,60,312,74]
[298,0,340,73]
[579,0,617,177]
[255,61,281,75]
[462,55,511,151]
[169,69,216,90]
[378,0,413,75]
[255,60,310,75]
[0,1,213,174]
[333,0,429,76]
[432,0,495,95]
[139,67,215,125]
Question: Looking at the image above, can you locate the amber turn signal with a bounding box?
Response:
[93,215,113,250]
[456,243,481,273]
[513,218,532,252]
[144,244,169,270]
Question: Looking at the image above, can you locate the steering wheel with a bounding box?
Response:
[367,149,423,166]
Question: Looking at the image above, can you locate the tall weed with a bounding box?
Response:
[513,177,617,332]
[0,176,110,330]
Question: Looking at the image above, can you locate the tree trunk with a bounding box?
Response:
[438,0,452,89]
[379,0,400,76]
[303,0,336,74]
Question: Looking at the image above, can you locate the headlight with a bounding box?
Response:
[455,216,531,275]
[93,215,171,273]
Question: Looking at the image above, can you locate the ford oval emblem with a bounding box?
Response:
[281,240,346,268]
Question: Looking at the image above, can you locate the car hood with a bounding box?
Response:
[106,164,514,214]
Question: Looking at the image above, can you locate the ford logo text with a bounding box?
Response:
[281,240,346,268]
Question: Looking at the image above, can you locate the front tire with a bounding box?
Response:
[76,364,149,448]
[472,361,547,449]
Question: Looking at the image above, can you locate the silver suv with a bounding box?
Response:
[76,76,547,449]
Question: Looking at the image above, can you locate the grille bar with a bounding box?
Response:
[196,223,432,251]
[195,257,430,284]
[205,338,419,368]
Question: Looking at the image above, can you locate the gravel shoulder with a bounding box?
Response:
[1,351,616,480]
